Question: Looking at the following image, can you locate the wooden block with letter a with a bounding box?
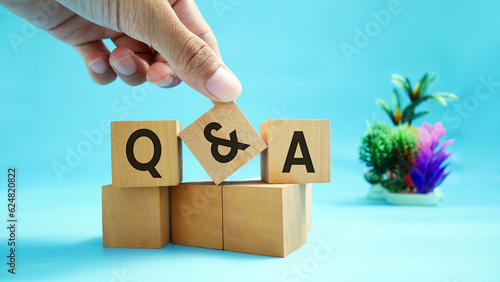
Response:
[171,182,223,250]
[102,185,170,248]
[111,120,182,187]
[260,120,330,184]
[222,181,306,257]
[180,102,267,184]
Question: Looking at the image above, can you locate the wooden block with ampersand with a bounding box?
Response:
[180,102,266,184]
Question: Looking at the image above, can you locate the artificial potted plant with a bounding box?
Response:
[359,73,457,205]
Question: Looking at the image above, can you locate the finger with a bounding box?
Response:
[122,1,241,102]
[169,0,221,57]
[147,63,182,88]
[147,53,181,88]
[47,14,122,45]
[111,34,155,64]
[72,40,117,85]
[109,35,155,86]
[109,48,150,86]
[2,0,75,30]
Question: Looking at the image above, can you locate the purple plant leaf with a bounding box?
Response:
[435,139,455,156]
[431,122,445,138]
[411,122,454,194]
[429,150,450,170]
[418,147,432,167]
[410,170,425,192]
[419,126,431,142]
[421,122,432,132]
[415,159,428,174]
[427,166,446,188]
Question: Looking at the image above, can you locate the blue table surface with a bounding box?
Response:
[3,171,500,282]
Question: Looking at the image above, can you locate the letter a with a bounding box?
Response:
[282,131,315,173]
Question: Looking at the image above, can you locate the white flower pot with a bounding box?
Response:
[366,183,385,199]
[382,187,444,206]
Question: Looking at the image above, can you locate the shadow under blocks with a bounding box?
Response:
[102,102,330,257]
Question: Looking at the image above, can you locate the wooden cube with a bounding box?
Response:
[223,181,306,257]
[303,183,313,231]
[171,182,223,250]
[261,120,330,184]
[111,120,182,187]
[102,185,170,249]
[243,178,312,231]
[180,102,266,184]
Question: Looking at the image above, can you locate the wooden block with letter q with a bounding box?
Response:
[111,120,182,187]
[180,102,267,184]
[171,182,223,250]
[260,120,330,184]
[102,185,170,249]
[223,180,306,257]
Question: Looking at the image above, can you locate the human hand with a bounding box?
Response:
[1,0,241,102]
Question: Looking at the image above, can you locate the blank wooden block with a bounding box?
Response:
[261,120,330,184]
[111,120,182,187]
[180,102,266,184]
[102,185,170,249]
[171,182,223,250]
[303,183,313,231]
[223,181,306,257]
[244,178,312,231]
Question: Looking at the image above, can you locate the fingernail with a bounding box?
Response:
[151,75,175,88]
[205,67,242,102]
[88,57,107,74]
[111,54,137,76]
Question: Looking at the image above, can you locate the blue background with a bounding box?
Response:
[1,0,500,281]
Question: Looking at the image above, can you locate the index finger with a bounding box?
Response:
[169,0,221,58]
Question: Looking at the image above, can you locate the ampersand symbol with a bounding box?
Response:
[204,122,250,163]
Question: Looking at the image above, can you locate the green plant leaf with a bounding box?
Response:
[402,110,430,123]
[418,73,436,95]
[391,74,410,93]
[364,171,380,184]
[428,94,447,105]
[358,121,393,179]
[434,92,458,101]
[422,92,457,106]
[405,77,413,96]
[401,97,430,120]
[392,88,401,109]
[376,99,394,124]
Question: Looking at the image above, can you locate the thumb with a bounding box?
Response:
[124,1,241,102]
